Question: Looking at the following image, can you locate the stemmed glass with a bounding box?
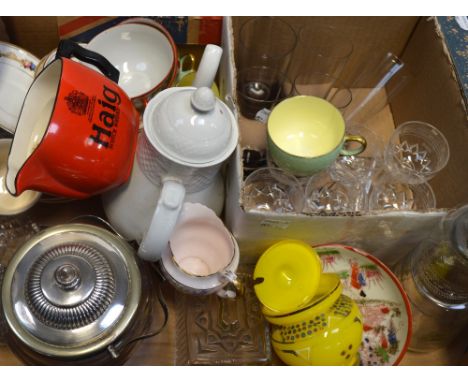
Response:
[383,121,450,184]
[369,181,437,211]
[328,124,385,212]
[303,170,353,214]
[242,167,304,214]
[303,124,385,214]
[368,121,449,211]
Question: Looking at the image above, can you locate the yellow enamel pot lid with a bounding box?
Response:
[262,272,342,319]
[253,240,322,314]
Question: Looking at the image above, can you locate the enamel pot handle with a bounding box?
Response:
[56,39,120,84]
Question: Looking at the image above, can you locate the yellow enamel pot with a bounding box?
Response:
[271,294,363,366]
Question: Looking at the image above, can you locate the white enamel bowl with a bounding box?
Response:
[87,22,177,100]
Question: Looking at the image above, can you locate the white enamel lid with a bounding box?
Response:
[143,86,239,167]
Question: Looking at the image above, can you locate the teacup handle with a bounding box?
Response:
[178,54,196,77]
[137,179,186,262]
[217,270,244,299]
[56,39,120,84]
[339,135,367,156]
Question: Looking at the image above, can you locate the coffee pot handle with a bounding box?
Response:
[137,179,186,262]
[56,39,120,84]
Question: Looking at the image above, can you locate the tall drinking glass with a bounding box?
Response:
[237,17,297,75]
[294,72,353,110]
[342,52,411,125]
[237,66,293,120]
[290,25,353,80]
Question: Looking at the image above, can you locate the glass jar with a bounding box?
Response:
[394,205,468,351]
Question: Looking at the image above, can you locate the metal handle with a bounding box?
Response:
[67,215,125,240]
[107,278,169,359]
[56,39,120,84]
[0,265,7,344]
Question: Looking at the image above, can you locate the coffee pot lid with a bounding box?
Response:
[1,224,141,358]
[143,86,239,166]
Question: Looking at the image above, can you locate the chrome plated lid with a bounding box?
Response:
[1,224,141,358]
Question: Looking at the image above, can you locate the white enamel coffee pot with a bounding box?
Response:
[102,45,239,261]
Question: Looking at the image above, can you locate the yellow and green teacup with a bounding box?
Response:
[175,53,220,97]
[267,96,366,177]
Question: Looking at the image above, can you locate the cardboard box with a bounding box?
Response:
[56,16,223,45]
[0,16,467,366]
[222,17,468,265]
[3,16,466,267]
[1,16,59,58]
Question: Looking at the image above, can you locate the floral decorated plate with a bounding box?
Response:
[0,42,39,134]
[314,244,412,366]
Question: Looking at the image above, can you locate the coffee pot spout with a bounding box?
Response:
[192,44,223,89]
